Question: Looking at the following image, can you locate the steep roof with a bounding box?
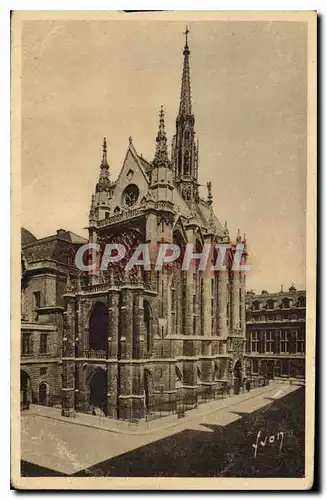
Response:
[246,288,306,309]
[56,230,88,244]
[197,198,225,236]
[21,227,37,246]
[137,155,152,175]
[22,229,87,265]
[171,187,225,237]
[246,288,306,301]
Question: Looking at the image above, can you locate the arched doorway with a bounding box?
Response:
[39,382,48,406]
[20,370,32,406]
[144,369,153,411]
[89,368,108,416]
[234,360,242,395]
[89,302,108,353]
[260,360,267,377]
[267,360,274,380]
[144,301,152,353]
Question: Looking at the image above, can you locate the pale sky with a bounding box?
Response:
[21,19,307,293]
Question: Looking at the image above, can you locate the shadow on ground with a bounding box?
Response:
[21,461,67,477]
[21,387,305,478]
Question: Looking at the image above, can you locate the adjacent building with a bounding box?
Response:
[20,228,87,408]
[245,285,306,381]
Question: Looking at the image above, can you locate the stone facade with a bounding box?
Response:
[61,34,248,420]
[245,285,306,380]
[21,228,87,407]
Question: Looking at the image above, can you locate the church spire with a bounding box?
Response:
[172,26,198,202]
[101,137,108,167]
[153,106,169,167]
[96,137,110,193]
[178,25,192,117]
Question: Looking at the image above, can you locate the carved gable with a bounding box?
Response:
[109,144,150,213]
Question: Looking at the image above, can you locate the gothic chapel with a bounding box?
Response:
[62,29,248,419]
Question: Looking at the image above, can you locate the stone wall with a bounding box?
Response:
[60,243,247,420]
[20,361,61,405]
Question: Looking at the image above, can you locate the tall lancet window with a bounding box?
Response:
[161,279,164,316]
[200,277,204,335]
[192,272,197,335]
[170,278,177,335]
[192,240,204,336]
[173,231,186,335]
[239,287,242,329]
[227,279,231,329]
[184,151,190,175]
[211,277,215,335]
[216,273,221,337]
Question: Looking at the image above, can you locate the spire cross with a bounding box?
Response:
[179,25,192,114]
[184,25,190,46]
[103,137,107,154]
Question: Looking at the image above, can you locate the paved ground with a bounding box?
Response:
[21,382,304,477]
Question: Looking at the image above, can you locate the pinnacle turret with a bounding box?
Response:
[101,137,108,167]
[222,220,230,243]
[207,181,213,206]
[242,233,248,253]
[96,137,111,193]
[89,194,96,222]
[153,106,170,168]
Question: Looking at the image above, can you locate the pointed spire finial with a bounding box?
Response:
[243,231,247,244]
[184,25,190,50]
[101,137,108,168]
[96,138,110,192]
[102,136,107,157]
[236,228,241,243]
[159,105,165,129]
[206,181,213,206]
[243,232,247,251]
[153,105,169,168]
[179,26,192,117]
[223,220,230,242]
[129,136,133,145]
[89,194,96,221]
[281,284,284,293]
